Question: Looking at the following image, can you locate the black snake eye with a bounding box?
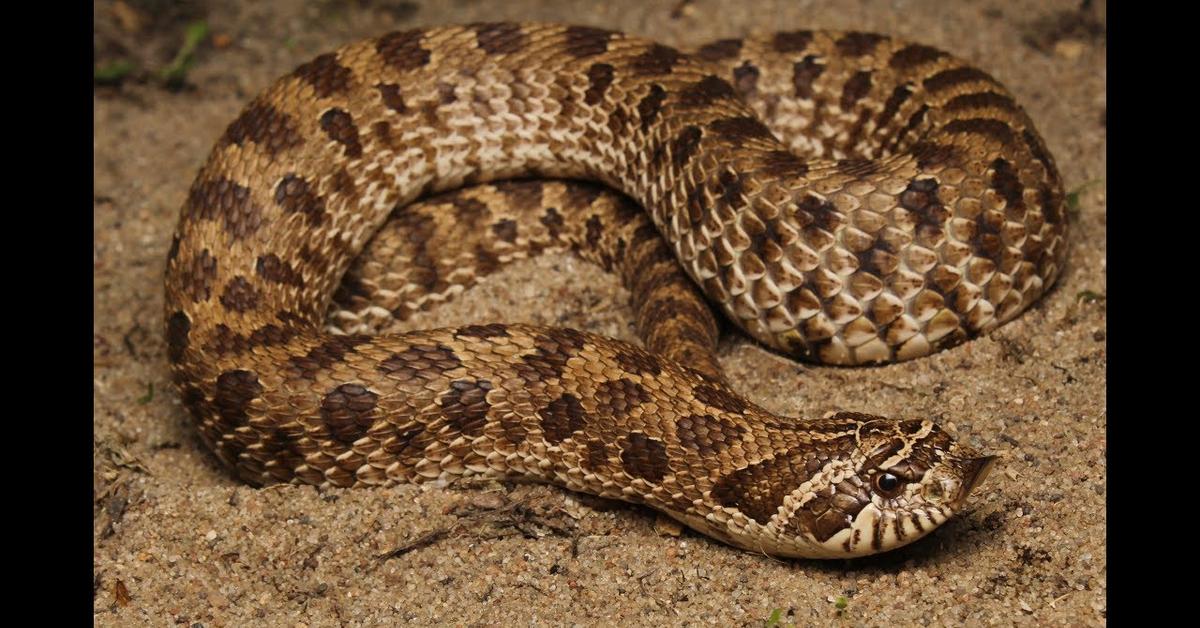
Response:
[874,472,902,496]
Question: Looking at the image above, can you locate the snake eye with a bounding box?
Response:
[874,472,903,497]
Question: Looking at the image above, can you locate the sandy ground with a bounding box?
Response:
[93,0,1106,625]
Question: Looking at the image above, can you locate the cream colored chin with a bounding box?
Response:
[810,504,953,558]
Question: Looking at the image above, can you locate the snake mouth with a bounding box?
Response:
[959,455,998,502]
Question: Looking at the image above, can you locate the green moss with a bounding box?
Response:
[94,60,135,85]
[159,20,210,88]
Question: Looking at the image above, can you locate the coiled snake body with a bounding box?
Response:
[165,23,1064,558]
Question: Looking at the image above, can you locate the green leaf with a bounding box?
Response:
[95,60,135,84]
[1065,179,1104,216]
[835,596,848,610]
[159,20,210,87]
[137,382,155,405]
[765,608,783,627]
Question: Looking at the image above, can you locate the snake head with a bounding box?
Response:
[701,412,996,559]
[816,415,996,557]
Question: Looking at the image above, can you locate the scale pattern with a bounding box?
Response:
[164,23,1056,557]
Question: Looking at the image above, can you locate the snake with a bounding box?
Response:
[164,23,1066,558]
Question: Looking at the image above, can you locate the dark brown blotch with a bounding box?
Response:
[692,382,747,414]
[289,335,372,380]
[331,167,358,200]
[220,276,260,313]
[520,329,587,380]
[221,101,302,156]
[475,246,501,275]
[796,194,843,232]
[376,29,431,72]
[759,150,809,178]
[840,70,873,111]
[377,83,407,113]
[203,324,248,357]
[676,413,746,456]
[711,450,807,525]
[492,180,546,208]
[594,378,651,418]
[292,52,352,98]
[773,30,814,53]
[717,168,747,210]
[620,432,670,483]
[944,91,1019,114]
[539,393,587,444]
[490,219,518,243]
[563,25,614,58]
[321,383,379,444]
[1041,185,1063,225]
[214,369,263,428]
[320,108,363,158]
[584,62,615,105]
[562,182,606,209]
[670,126,703,171]
[275,174,327,226]
[583,439,610,472]
[584,214,603,248]
[1022,128,1058,182]
[791,483,870,542]
[942,118,1016,148]
[923,67,996,93]
[456,323,510,339]
[439,379,493,437]
[836,32,885,57]
[379,343,463,380]
[888,104,930,151]
[889,44,947,70]
[371,119,392,144]
[899,177,950,239]
[473,22,526,55]
[186,178,263,240]
[636,84,668,132]
[451,196,489,218]
[792,55,825,99]
[899,177,940,213]
[696,38,743,61]
[611,347,662,377]
[166,311,191,363]
[256,253,304,287]
[630,44,682,76]
[875,84,913,130]
[676,75,738,109]
[708,116,774,142]
[990,158,1025,210]
[436,82,457,105]
[247,321,299,349]
[386,211,441,294]
[732,62,760,96]
[183,248,218,302]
